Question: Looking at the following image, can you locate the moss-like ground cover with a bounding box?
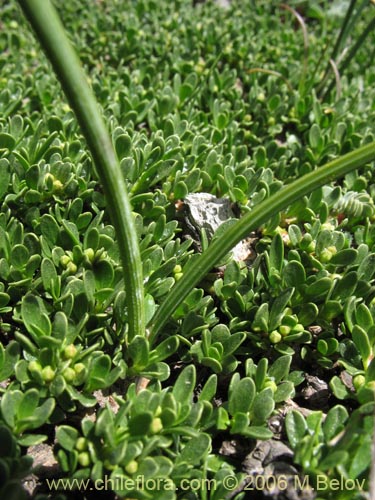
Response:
[1,1,375,499]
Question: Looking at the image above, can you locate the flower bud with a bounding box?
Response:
[353,375,365,391]
[150,417,163,434]
[42,365,55,382]
[269,331,282,344]
[63,344,77,359]
[125,460,138,475]
[78,452,91,467]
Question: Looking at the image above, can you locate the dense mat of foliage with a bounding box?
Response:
[1,1,375,499]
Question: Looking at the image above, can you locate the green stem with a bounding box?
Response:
[149,142,375,342]
[17,0,145,341]
[322,13,375,100]
[317,0,357,96]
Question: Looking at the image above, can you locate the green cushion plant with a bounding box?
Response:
[0,0,374,498]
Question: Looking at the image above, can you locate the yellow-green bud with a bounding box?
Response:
[125,460,138,475]
[42,365,55,382]
[63,344,77,359]
[365,381,375,392]
[84,248,95,263]
[76,437,88,452]
[264,380,278,393]
[67,262,77,274]
[78,452,91,467]
[28,360,42,373]
[307,241,316,253]
[257,92,265,102]
[279,325,291,336]
[63,367,76,383]
[320,248,333,263]
[282,315,298,328]
[353,375,366,391]
[53,179,64,192]
[44,173,55,190]
[150,417,163,434]
[74,363,86,375]
[292,323,304,333]
[60,255,71,268]
[269,331,282,344]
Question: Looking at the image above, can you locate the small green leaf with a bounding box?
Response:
[230,412,249,434]
[352,325,372,368]
[329,248,357,266]
[255,358,268,391]
[21,295,52,338]
[331,271,358,301]
[358,253,375,281]
[284,261,306,288]
[288,224,302,246]
[144,294,156,325]
[174,181,188,200]
[10,244,29,269]
[349,437,372,478]
[93,260,114,289]
[128,412,153,436]
[56,425,80,451]
[0,341,20,381]
[228,377,255,415]
[329,376,350,400]
[252,303,269,332]
[309,123,322,150]
[18,434,48,447]
[0,133,16,151]
[274,381,295,402]
[243,426,273,439]
[198,374,217,402]
[319,450,349,470]
[115,133,132,158]
[19,397,55,432]
[268,355,292,383]
[285,410,307,448]
[201,356,222,373]
[172,365,195,405]
[176,433,210,465]
[323,405,348,441]
[269,288,294,331]
[0,159,11,201]
[1,390,23,428]
[128,336,149,369]
[221,332,246,356]
[40,214,60,246]
[355,303,374,331]
[305,277,332,297]
[150,336,179,363]
[269,232,284,273]
[251,391,275,423]
[52,312,68,341]
[298,302,319,325]
[153,214,166,243]
[255,146,267,167]
[321,300,342,321]
[89,355,111,380]
[18,389,40,420]
[41,258,58,294]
